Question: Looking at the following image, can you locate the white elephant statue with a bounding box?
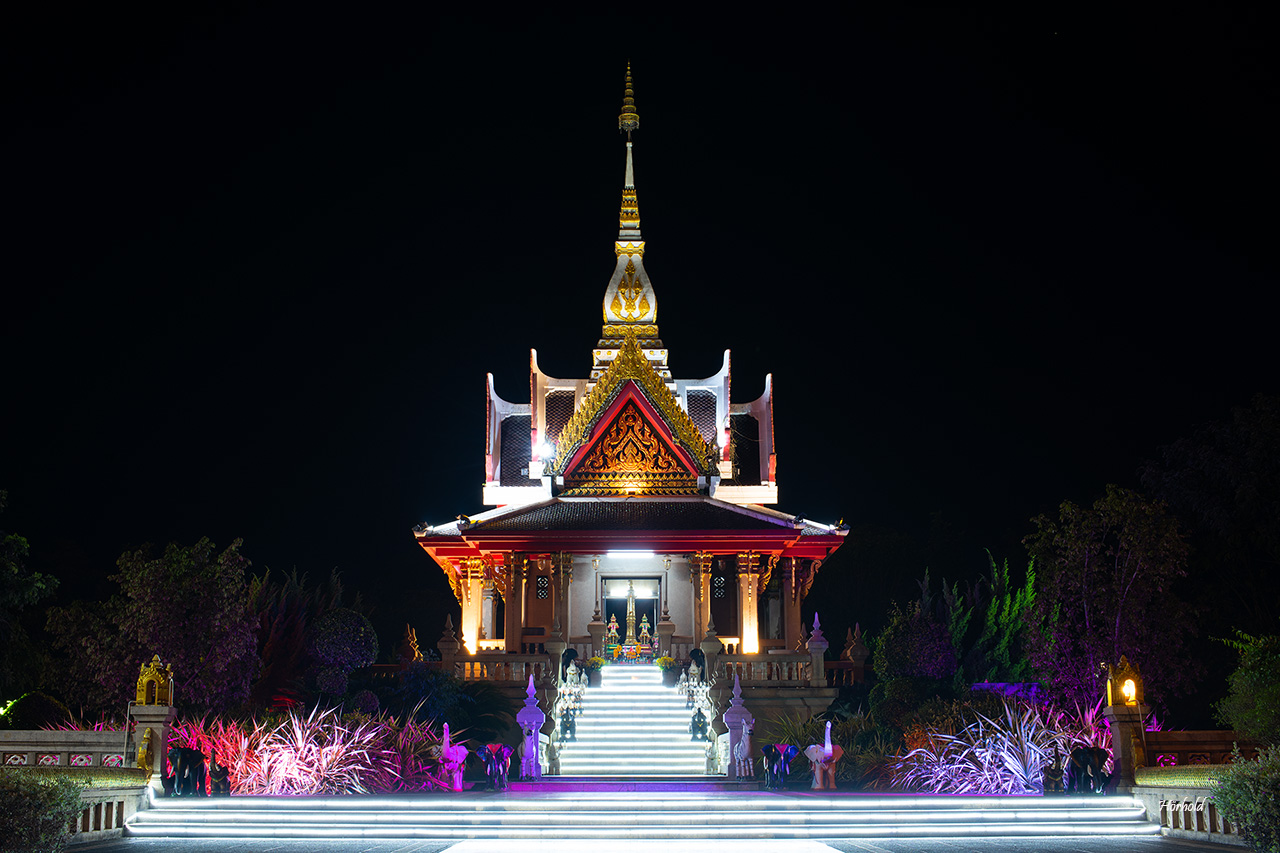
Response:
[804,720,844,790]
[440,722,469,791]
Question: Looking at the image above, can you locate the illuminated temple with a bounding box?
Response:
[413,69,848,675]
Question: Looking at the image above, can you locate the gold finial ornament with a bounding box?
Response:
[136,654,175,706]
[619,63,639,136]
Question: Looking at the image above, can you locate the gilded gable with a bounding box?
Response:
[564,398,697,495]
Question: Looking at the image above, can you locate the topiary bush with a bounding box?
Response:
[4,692,72,731]
[0,769,85,853]
[1215,745,1280,853]
[309,608,378,695]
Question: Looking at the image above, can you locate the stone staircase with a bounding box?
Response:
[556,665,709,777]
[123,664,1161,840]
[126,791,1160,840]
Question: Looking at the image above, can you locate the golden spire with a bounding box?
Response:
[618,62,639,137]
[618,64,640,233]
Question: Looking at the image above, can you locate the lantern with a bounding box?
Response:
[1106,655,1144,707]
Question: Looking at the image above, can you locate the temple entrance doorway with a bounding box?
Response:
[601,577,659,660]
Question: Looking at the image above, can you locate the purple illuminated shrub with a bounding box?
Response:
[891,696,1112,794]
[873,601,956,681]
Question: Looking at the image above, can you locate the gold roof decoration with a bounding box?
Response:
[549,331,715,484]
[564,399,699,496]
[619,62,639,136]
[136,654,175,706]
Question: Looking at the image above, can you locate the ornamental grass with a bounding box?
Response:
[890,696,1112,795]
[171,704,451,795]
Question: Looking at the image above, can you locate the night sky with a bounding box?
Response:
[4,9,1276,675]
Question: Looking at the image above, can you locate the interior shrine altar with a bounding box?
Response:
[606,641,658,662]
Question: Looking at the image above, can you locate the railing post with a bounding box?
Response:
[722,673,754,781]
[805,613,829,688]
[438,615,460,676]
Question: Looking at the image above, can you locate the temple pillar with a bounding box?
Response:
[782,558,804,651]
[691,552,712,645]
[457,558,485,655]
[504,555,526,654]
[481,585,496,641]
[587,557,605,656]
[656,556,675,656]
[557,553,573,639]
[735,552,761,654]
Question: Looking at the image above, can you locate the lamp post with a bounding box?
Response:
[1101,655,1148,792]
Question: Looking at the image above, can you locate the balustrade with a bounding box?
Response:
[717,653,810,685]
[455,654,552,684]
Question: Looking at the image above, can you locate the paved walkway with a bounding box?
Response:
[77,836,1230,853]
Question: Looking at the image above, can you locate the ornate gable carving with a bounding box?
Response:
[563,399,697,495]
[549,331,715,485]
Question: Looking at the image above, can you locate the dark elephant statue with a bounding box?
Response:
[209,748,231,796]
[689,708,710,742]
[1042,745,1065,794]
[478,743,514,791]
[761,743,799,790]
[167,747,207,797]
[1066,746,1110,794]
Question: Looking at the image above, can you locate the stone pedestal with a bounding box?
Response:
[516,675,546,781]
[128,704,176,794]
[722,674,754,781]
[437,616,460,675]
[700,620,723,678]
[587,619,605,658]
[657,618,676,658]
[1103,703,1149,791]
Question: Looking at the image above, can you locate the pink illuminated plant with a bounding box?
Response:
[170,703,453,795]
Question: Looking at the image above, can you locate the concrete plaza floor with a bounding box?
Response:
[77,836,1231,853]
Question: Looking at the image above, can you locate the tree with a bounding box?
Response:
[248,567,349,710]
[47,538,258,716]
[1143,394,1280,635]
[1024,485,1197,709]
[0,491,58,701]
[1216,628,1280,746]
[309,608,378,697]
[873,599,956,681]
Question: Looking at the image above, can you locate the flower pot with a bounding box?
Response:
[661,668,679,687]
[587,670,602,687]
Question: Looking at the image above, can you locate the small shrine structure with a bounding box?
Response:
[413,69,847,718]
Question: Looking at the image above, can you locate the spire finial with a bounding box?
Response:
[619,62,639,137]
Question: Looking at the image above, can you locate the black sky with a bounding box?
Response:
[4,8,1277,658]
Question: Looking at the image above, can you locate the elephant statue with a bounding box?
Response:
[689,708,710,742]
[1043,745,1065,794]
[733,722,754,778]
[439,723,469,792]
[761,743,799,790]
[208,748,231,796]
[519,723,542,781]
[1066,746,1110,794]
[167,746,207,797]
[478,743,514,790]
[804,720,844,790]
[559,708,577,742]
